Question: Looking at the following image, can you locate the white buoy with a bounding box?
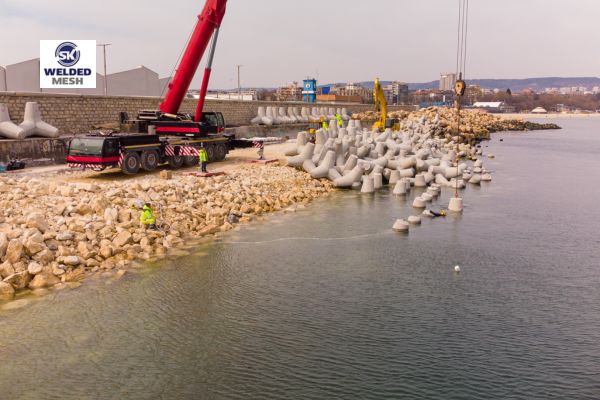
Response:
[448,197,463,212]
[454,265,461,273]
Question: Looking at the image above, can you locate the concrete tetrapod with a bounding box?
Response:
[334,164,365,188]
[392,180,407,195]
[0,104,27,140]
[361,175,375,194]
[310,150,336,179]
[412,197,426,208]
[448,197,463,212]
[407,216,422,225]
[19,102,59,138]
[392,219,410,233]
[287,142,315,168]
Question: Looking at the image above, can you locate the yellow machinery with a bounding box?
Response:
[372,78,400,132]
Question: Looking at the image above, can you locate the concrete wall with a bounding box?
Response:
[0,92,392,134]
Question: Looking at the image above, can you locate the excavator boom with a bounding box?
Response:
[160,0,228,119]
[373,78,387,131]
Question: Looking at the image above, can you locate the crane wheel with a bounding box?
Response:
[206,145,216,162]
[121,152,141,175]
[141,150,159,171]
[215,143,227,161]
[167,155,184,168]
[184,156,199,167]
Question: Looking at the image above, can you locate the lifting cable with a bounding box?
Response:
[454,0,469,198]
[157,25,198,107]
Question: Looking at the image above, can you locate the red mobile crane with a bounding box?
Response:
[67,0,237,174]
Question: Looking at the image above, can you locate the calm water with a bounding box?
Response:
[1,119,600,399]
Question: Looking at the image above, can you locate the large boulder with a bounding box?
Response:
[4,271,32,290]
[5,239,23,264]
[27,262,43,275]
[0,281,15,301]
[0,261,15,279]
[29,272,60,290]
[0,232,8,259]
[25,212,48,233]
[113,231,133,247]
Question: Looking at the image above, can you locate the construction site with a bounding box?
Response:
[3,1,599,400]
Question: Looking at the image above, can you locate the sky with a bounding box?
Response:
[0,0,598,89]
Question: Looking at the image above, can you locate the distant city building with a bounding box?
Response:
[472,101,514,113]
[439,73,457,91]
[276,82,302,102]
[383,81,409,104]
[336,82,373,103]
[316,94,362,104]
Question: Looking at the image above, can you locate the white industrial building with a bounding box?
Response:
[0,66,5,91]
[0,58,170,97]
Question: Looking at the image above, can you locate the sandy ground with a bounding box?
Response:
[4,142,293,183]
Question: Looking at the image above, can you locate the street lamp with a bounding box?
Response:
[236,64,243,99]
[97,43,111,96]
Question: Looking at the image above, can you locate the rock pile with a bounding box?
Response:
[351,107,560,141]
[0,165,333,301]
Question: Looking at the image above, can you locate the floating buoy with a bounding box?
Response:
[454,265,461,273]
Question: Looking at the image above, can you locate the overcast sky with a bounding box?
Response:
[1,0,598,89]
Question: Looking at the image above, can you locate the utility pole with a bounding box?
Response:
[236,64,243,99]
[97,43,111,96]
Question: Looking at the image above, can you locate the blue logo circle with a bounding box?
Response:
[55,42,80,67]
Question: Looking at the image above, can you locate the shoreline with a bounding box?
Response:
[0,109,562,309]
[0,143,334,307]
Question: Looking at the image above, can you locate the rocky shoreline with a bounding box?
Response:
[0,164,333,303]
[352,108,561,140]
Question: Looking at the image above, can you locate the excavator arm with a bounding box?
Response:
[373,78,387,132]
[159,0,228,122]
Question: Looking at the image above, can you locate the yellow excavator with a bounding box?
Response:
[372,78,400,132]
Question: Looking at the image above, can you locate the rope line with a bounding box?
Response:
[222,231,392,245]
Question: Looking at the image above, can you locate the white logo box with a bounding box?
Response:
[40,40,96,89]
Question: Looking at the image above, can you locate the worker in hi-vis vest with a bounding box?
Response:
[140,203,157,230]
[335,113,343,128]
[199,146,208,173]
[320,117,329,130]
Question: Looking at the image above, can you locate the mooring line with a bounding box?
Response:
[222,231,392,245]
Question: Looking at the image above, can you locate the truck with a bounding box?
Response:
[67,0,235,174]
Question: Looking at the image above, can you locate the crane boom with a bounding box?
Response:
[160,0,228,120]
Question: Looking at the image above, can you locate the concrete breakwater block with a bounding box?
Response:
[392,219,410,232]
[19,102,59,138]
[407,215,422,225]
[0,104,26,140]
[448,197,463,212]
